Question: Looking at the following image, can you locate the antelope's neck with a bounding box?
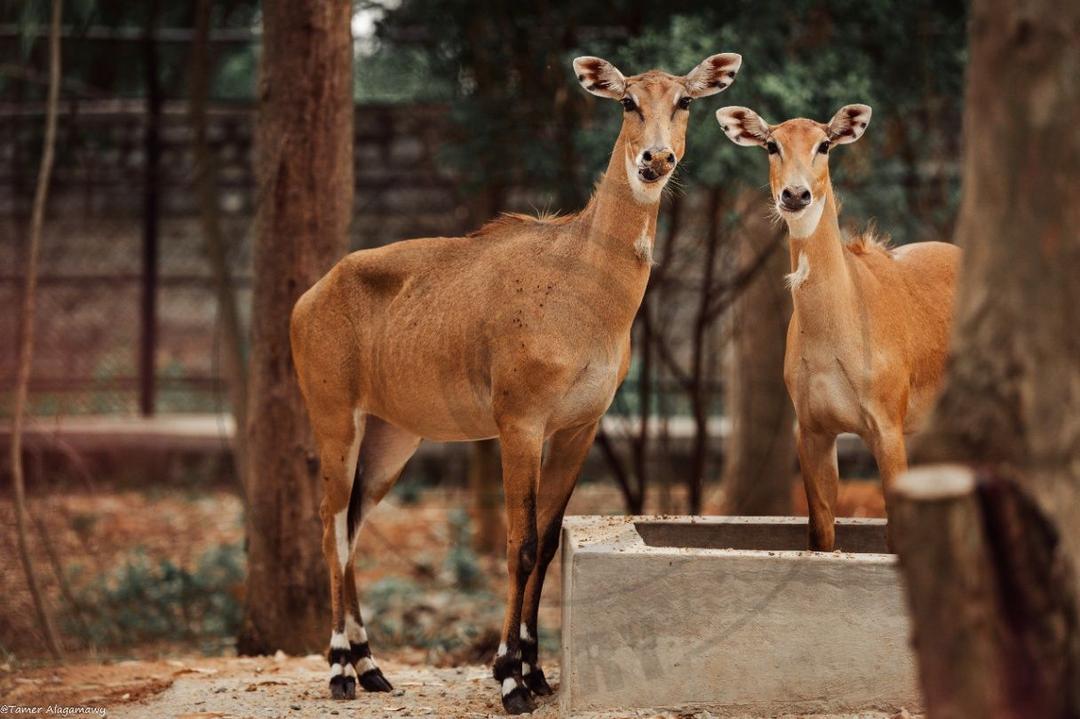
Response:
[585,136,661,270]
[787,185,854,329]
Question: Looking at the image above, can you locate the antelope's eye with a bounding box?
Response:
[677,96,692,110]
[766,141,779,155]
[818,140,831,155]
[621,97,637,112]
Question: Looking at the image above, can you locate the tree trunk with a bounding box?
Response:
[893,466,1077,718]
[237,0,354,656]
[189,0,249,501]
[687,188,723,514]
[139,0,161,417]
[10,0,63,661]
[464,186,506,556]
[468,438,504,555]
[717,202,794,515]
[894,0,1080,714]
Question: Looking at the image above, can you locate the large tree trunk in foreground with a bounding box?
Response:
[10,0,63,661]
[892,0,1080,715]
[237,0,354,655]
[717,202,794,515]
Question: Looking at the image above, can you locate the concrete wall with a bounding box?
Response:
[560,516,920,716]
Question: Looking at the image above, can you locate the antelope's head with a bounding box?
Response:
[574,52,742,204]
[716,104,872,237]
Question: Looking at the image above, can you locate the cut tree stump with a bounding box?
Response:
[892,465,1080,719]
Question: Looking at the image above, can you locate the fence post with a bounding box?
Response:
[140,0,161,417]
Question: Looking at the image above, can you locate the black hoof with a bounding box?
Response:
[523,667,553,696]
[329,673,356,700]
[359,667,394,692]
[502,686,534,715]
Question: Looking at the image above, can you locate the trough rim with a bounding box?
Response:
[562,514,897,565]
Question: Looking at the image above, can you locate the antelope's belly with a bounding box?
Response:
[361,368,499,443]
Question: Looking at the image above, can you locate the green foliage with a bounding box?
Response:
[0,0,261,101]
[363,574,501,655]
[443,508,482,591]
[356,45,454,103]
[392,472,425,505]
[373,0,967,244]
[64,542,244,651]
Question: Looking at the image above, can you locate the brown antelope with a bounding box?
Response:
[290,52,742,713]
[715,104,959,551]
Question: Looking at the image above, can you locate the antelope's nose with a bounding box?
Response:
[780,186,812,211]
[638,146,677,183]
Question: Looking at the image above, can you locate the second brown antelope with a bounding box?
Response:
[291,52,742,713]
[715,104,960,551]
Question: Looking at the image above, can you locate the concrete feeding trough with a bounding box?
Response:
[559,516,919,717]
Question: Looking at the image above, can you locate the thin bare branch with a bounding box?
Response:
[190,0,250,503]
[594,429,642,514]
[10,0,64,661]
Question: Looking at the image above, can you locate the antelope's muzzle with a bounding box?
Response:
[638,147,677,183]
[779,185,812,212]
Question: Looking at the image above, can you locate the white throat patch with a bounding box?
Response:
[783,198,825,239]
[634,224,654,264]
[786,251,811,290]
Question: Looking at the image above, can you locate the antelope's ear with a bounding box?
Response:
[716,106,771,147]
[826,104,872,144]
[684,53,742,98]
[573,56,627,99]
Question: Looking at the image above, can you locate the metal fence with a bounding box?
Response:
[0,100,471,416]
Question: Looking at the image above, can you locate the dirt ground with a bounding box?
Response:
[2,654,918,719]
[0,653,558,719]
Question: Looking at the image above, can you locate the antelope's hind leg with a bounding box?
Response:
[316,410,420,700]
[314,407,365,700]
[344,416,420,692]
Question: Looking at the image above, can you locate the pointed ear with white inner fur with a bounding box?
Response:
[573,56,627,100]
[683,53,742,98]
[715,106,771,147]
[826,104,872,144]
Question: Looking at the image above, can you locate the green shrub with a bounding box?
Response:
[64,542,244,652]
[444,508,482,592]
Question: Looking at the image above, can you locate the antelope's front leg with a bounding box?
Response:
[866,422,908,551]
[796,425,839,551]
[519,421,599,697]
[493,423,543,714]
